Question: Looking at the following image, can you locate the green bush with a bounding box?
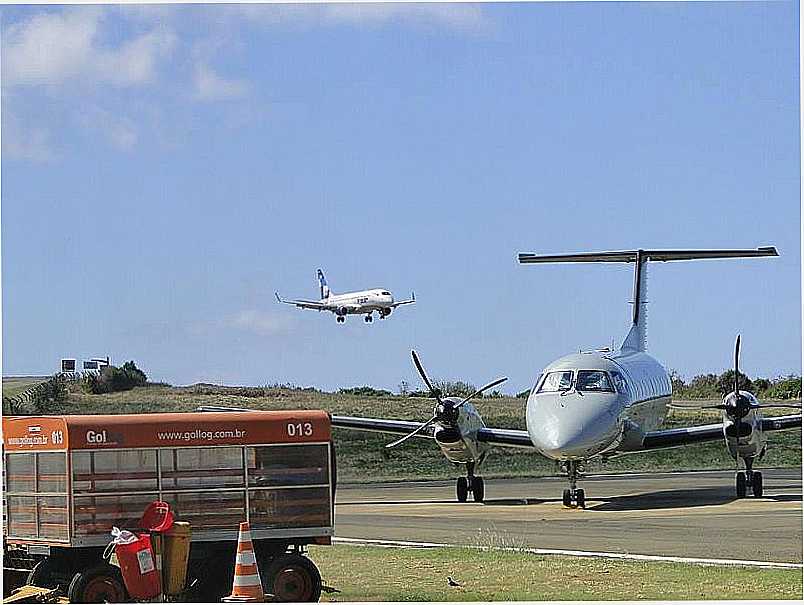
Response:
[766,377,802,400]
[339,386,393,397]
[85,361,148,394]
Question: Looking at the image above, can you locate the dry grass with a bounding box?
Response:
[309,544,803,601]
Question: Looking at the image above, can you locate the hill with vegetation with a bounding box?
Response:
[9,374,797,483]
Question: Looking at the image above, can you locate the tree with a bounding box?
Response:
[717,370,753,396]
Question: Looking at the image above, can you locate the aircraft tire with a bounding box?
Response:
[752,472,763,497]
[576,489,585,509]
[736,472,747,498]
[472,477,485,503]
[457,477,468,502]
[562,489,572,507]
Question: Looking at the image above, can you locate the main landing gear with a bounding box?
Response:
[561,460,586,508]
[456,464,485,503]
[336,316,345,323]
[736,458,763,498]
[364,314,373,323]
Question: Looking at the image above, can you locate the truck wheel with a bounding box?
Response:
[265,554,322,602]
[27,558,58,588]
[67,563,128,603]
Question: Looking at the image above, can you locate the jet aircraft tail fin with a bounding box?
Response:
[317,269,331,299]
[518,247,778,353]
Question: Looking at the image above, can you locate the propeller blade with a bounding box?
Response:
[455,376,509,409]
[755,403,802,409]
[385,415,438,448]
[411,350,443,404]
[734,334,741,397]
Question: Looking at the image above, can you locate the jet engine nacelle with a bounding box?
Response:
[336,307,349,316]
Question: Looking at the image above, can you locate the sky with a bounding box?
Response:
[1,2,800,395]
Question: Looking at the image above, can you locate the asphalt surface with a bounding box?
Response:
[335,468,803,564]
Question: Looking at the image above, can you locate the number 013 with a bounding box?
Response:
[286,422,313,437]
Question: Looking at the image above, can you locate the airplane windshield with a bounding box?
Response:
[381,291,391,295]
[576,370,615,393]
[539,371,573,393]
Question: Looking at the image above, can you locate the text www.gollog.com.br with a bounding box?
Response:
[156,428,247,441]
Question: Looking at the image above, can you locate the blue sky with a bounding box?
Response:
[2,2,800,394]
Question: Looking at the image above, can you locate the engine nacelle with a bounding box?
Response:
[336,307,349,316]
[434,426,477,463]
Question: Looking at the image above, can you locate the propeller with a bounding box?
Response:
[669,335,801,439]
[385,351,507,449]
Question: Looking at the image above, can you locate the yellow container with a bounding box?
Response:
[162,522,192,596]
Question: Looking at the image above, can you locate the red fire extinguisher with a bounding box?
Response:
[108,527,162,600]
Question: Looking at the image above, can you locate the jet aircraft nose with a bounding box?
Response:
[526,392,621,460]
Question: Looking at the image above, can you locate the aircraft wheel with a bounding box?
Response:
[472,477,485,503]
[337,316,345,323]
[736,472,747,498]
[752,472,763,497]
[457,477,468,502]
[575,489,586,509]
[562,489,572,508]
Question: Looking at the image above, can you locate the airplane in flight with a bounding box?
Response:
[275,269,415,323]
[330,247,802,507]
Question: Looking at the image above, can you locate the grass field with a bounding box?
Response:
[24,381,801,483]
[1,376,48,398]
[308,544,802,600]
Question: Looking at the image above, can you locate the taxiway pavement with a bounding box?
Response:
[335,468,802,563]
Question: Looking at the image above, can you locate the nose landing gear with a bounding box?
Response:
[456,464,485,503]
[736,458,763,498]
[561,460,586,508]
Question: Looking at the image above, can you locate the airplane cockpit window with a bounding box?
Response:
[576,370,615,393]
[381,291,391,295]
[610,371,628,394]
[538,371,573,393]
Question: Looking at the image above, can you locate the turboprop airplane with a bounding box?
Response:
[329,247,802,507]
[275,269,415,323]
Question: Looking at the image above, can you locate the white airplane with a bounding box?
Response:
[330,247,801,507]
[275,269,415,323]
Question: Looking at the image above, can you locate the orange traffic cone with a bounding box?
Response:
[223,522,265,602]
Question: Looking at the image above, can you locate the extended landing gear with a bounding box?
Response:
[561,460,586,508]
[456,464,485,502]
[736,458,763,498]
[336,316,345,323]
[364,314,373,323]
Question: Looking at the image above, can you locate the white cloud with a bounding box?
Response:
[2,9,176,88]
[232,3,489,33]
[78,106,138,150]
[193,64,249,101]
[2,113,54,162]
[227,310,295,336]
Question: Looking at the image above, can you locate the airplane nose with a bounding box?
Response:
[526,394,620,459]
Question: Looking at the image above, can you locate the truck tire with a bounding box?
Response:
[67,563,128,603]
[26,558,58,588]
[265,554,322,602]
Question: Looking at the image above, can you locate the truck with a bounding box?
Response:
[3,410,335,602]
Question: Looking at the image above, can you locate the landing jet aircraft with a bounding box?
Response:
[276,269,415,323]
[331,247,802,507]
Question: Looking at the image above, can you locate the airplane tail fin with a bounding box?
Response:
[317,269,331,299]
[518,247,778,353]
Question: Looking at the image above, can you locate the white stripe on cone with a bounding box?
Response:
[233,574,262,587]
[236,551,257,565]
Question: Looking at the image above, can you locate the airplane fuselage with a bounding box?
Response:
[323,289,395,316]
[526,349,672,461]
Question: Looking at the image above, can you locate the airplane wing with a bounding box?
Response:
[640,414,801,450]
[331,415,536,448]
[275,292,332,311]
[390,292,416,308]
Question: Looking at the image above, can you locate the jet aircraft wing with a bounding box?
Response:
[275,292,332,310]
[390,292,416,308]
[641,414,801,450]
